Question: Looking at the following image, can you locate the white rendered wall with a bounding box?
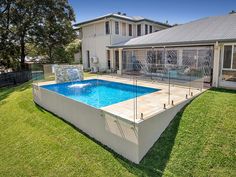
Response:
[82,21,111,71]
[81,19,169,71]
[82,35,110,71]
[137,98,194,162]
[81,20,134,71]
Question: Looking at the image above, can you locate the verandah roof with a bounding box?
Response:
[109,13,236,48]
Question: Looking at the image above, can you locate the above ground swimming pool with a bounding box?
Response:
[41,79,159,108]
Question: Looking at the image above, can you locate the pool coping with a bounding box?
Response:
[33,77,205,125]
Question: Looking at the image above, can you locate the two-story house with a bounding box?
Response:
[74,12,171,73]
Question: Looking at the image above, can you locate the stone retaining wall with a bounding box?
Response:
[55,65,83,83]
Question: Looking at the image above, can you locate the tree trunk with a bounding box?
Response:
[20,32,26,69]
[48,46,53,63]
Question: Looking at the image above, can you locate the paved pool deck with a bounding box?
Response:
[36,75,205,123]
[95,75,204,122]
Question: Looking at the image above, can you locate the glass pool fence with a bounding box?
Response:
[32,46,212,126]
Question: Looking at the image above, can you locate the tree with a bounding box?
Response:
[34,0,76,63]
[65,39,81,63]
[0,0,76,69]
[0,0,20,69]
[65,39,81,54]
[46,39,81,65]
[0,0,42,68]
[12,0,39,66]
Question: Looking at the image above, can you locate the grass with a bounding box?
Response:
[0,82,235,177]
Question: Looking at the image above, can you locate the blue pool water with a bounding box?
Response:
[41,79,159,108]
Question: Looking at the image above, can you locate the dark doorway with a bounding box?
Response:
[87,50,90,68]
[115,50,119,70]
[107,50,111,69]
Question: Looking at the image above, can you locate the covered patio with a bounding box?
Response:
[107,13,236,89]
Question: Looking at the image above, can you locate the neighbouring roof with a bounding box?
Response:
[109,13,236,48]
[74,13,171,28]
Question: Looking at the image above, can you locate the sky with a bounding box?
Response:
[68,0,236,25]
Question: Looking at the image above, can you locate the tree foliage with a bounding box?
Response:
[0,0,76,70]
[65,39,81,54]
[47,39,81,64]
[0,0,20,69]
[65,39,81,63]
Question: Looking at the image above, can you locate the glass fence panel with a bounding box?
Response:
[30,46,212,125]
[119,47,211,120]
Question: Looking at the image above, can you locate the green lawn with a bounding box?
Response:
[0,83,235,177]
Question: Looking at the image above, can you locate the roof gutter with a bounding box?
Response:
[107,38,236,49]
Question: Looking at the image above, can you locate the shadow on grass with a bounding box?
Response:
[209,87,236,94]
[0,82,32,103]
[35,103,46,112]
[0,87,14,102]
[117,111,184,177]
[35,100,187,177]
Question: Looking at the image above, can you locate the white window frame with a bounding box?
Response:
[222,43,236,71]
[220,43,236,85]
[122,22,126,36]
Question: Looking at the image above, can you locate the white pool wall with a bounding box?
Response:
[33,83,199,164]
[33,84,140,163]
[137,98,193,161]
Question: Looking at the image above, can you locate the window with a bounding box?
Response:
[149,26,153,33]
[115,21,119,35]
[182,49,198,67]
[157,50,165,64]
[222,70,236,82]
[128,24,132,36]
[137,24,141,36]
[222,45,236,83]
[145,24,148,35]
[223,45,236,69]
[122,23,126,36]
[147,50,156,64]
[166,50,178,65]
[105,21,110,34]
[107,50,111,69]
[223,46,232,68]
[146,50,156,72]
[233,46,236,69]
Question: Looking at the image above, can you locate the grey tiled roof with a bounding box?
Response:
[111,13,236,48]
[74,13,171,27]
